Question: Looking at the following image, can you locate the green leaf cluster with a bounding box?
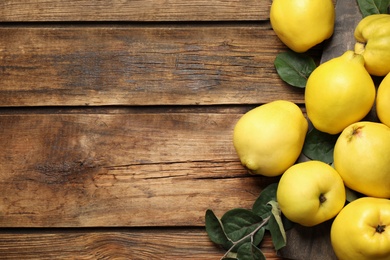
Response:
[205,183,292,259]
[357,0,390,17]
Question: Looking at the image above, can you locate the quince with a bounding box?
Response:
[331,197,390,260]
[334,121,390,198]
[376,73,390,127]
[305,51,376,134]
[354,14,390,76]
[270,0,335,53]
[233,100,308,177]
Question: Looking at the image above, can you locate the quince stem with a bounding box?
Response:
[354,42,366,55]
[376,224,386,234]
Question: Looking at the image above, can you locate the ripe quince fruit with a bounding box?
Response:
[270,0,335,53]
[376,72,390,127]
[331,197,390,260]
[277,160,346,227]
[354,14,390,76]
[334,121,390,198]
[233,100,308,177]
[305,51,376,134]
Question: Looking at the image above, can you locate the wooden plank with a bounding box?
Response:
[0,111,282,227]
[0,229,282,259]
[0,25,310,107]
[0,0,271,22]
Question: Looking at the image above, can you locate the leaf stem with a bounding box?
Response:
[221,215,271,260]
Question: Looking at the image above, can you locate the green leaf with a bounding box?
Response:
[205,209,233,250]
[274,51,316,88]
[346,187,359,203]
[236,242,266,260]
[267,215,287,251]
[222,255,237,260]
[221,208,263,243]
[252,227,265,246]
[357,0,390,17]
[252,183,278,218]
[266,201,287,251]
[281,214,295,231]
[302,127,339,164]
[345,187,364,202]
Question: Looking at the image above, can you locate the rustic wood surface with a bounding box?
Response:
[0,0,339,259]
[0,0,271,22]
[0,25,308,107]
[0,228,281,259]
[0,110,283,227]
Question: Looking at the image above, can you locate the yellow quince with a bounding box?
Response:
[270,0,335,53]
[354,14,390,76]
[305,51,376,134]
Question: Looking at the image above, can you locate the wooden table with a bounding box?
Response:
[0,1,323,259]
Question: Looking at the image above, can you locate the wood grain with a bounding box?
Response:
[0,0,335,258]
[0,25,312,107]
[0,229,282,259]
[0,0,271,22]
[0,111,283,227]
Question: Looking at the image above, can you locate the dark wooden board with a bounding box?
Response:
[0,25,312,107]
[0,0,271,22]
